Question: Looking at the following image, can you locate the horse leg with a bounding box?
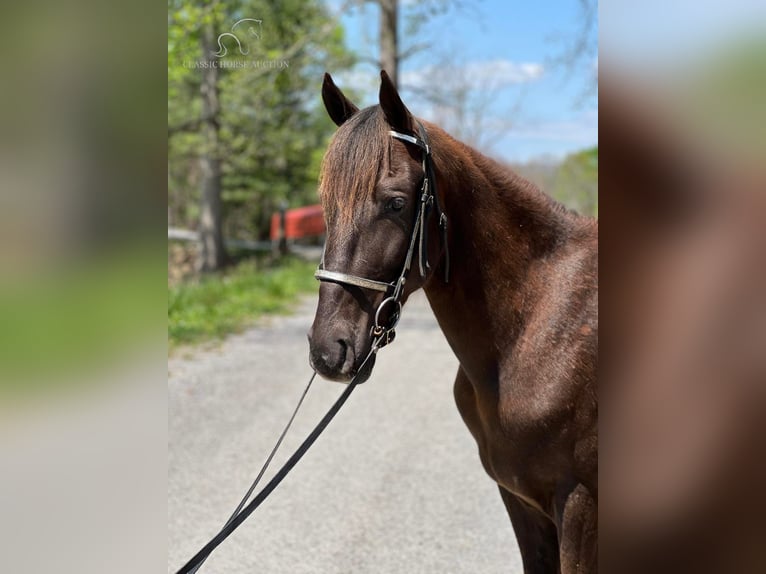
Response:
[557,483,597,574]
[499,486,561,574]
[454,367,560,572]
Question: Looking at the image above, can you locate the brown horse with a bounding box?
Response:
[308,71,598,573]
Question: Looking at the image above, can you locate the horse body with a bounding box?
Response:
[422,130,598,572]
[310,72,597,573]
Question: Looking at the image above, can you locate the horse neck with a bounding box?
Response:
[423,128,578,381]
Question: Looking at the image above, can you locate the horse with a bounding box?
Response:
[308,71,598,574]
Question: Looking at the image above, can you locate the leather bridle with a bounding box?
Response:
[314,120,449,349]
[174,121,451,574]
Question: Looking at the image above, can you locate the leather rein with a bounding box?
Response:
[174,121,448,574]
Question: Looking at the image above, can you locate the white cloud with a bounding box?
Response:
[327,59,544,110]
[333,69,376,93]
[330,69,379,107]
[402,59,544,90]
[506,109,598,143]
[464,60,544,85]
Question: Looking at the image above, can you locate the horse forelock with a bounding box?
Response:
[318,106,389,231]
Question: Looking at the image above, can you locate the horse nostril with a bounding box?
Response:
[315,339,346,370]
[310,337,355,382]
[336,339,347,366]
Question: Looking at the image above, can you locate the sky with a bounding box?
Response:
[600,0,766,68]
[329,0,598,163]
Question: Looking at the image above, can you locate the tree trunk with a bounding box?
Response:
[198,20,226,272]
[379,0,398,87]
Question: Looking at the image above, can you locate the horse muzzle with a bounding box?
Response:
[307,330,376,384]
[308,336,354,381]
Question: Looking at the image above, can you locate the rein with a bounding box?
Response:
[174,122,449,573]
[175,335,386,574]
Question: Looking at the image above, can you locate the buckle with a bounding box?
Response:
[372,327,396,349]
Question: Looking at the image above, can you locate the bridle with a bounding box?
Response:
[314,120,450,350]
[174,122,451,574]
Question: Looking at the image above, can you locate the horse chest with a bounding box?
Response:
[454,366,580,515]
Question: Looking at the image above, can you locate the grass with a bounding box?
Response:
[0,244,164,395]
[168,256,318,347]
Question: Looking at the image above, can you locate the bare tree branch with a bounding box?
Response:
[550,0,597,101]
[397,41,430,62]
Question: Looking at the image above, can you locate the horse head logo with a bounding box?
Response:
[213,18,262,58]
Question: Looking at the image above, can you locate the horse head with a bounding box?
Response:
[308,71,446,382]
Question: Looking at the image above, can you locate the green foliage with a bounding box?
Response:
[168,0,355,238]
[552,146,598,217]
[168,257,318,346]
[684,35,766,160]
[511,147,598,217]
[0,246,164,393]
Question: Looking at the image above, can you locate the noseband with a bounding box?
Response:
[314,121,450,346]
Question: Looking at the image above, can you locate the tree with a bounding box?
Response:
[552,0,597,102]
[198,11,226,272]
[379,0,399,86]
[553,147,598,216]
[402,49,529,152]
[168,2,226,271]
[168,0,354,270]
[354,0,472,88]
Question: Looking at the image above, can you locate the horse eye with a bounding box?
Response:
[386,197,406,212]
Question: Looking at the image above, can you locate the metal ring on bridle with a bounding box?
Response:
[374,296,402,333]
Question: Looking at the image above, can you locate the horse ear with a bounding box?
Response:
[322,73,359,127]
[379,70,413,132]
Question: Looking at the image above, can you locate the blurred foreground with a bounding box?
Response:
[0,1,167,572]
[600,10,766,573]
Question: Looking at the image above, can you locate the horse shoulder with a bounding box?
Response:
[491,243,598,491]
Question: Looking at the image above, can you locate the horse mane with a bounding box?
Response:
[319,105,589,244]
[461,142,581,220]
[426,124,589,251]
[318,106,389,227]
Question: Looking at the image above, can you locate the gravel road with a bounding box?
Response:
[168,291,522,573]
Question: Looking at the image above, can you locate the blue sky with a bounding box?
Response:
[329,0,598,163]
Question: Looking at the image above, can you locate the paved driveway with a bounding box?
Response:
[169,291,522,573]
